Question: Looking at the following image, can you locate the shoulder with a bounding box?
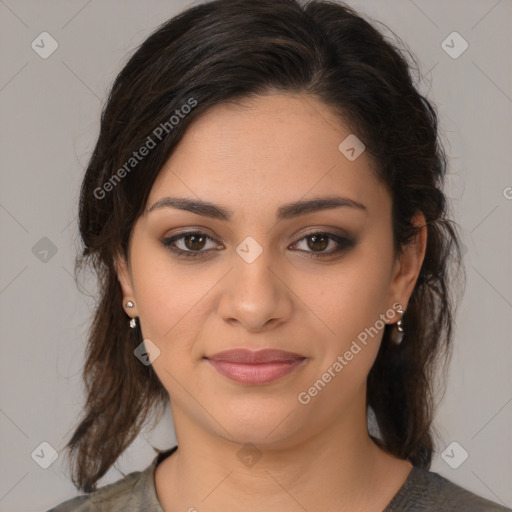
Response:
[387,466,511,512]
[45,466,152,512]
[46,447,176,512]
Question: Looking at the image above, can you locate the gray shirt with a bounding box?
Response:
[47,446,511,511]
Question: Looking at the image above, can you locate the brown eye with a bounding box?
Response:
[306,234,329,252]
[183,233,207,251]
[292,231,355,258]
[162,231,220,258]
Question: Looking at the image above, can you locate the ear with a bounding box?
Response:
[114,250,139,317]
[388,212,428,314]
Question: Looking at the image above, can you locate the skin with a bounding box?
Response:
[116,92,427,512]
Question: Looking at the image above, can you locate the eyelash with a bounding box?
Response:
[162,230,354,259]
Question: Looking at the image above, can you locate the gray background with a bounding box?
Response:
[0,1,511,510]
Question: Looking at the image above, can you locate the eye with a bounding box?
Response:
[290,231,355,258]
[162,231,221,258]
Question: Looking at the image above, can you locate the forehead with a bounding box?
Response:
[148,93,389,219]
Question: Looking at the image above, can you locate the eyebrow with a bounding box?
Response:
[147,195,367,221]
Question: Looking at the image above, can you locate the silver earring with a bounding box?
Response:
[396,308,404,332]
[395,306,404,344]
[125,301,136,328]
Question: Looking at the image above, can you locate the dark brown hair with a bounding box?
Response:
[65,0,465,492]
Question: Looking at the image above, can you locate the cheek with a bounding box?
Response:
[130,244,221,354]
[293,251,394,388]
[130,243,188,338]
[295,262,391,407]
[301,253,392,337]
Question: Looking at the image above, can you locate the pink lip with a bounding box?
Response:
[205,349,307,385]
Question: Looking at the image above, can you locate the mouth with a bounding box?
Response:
[204,349,307,385]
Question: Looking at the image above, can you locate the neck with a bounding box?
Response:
[155,394,412,512]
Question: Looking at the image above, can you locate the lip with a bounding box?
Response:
[205,349,307,385]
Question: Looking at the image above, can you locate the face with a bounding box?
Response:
[117,92,426,449]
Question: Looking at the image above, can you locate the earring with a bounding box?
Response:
[396,308,404,332]
[394,305,404,344]
[125,301,137,328]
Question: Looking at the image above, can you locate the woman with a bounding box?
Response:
[47,0,510,510]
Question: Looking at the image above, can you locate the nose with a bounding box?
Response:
[217,246,293,333]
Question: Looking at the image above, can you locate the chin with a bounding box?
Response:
[210,396,306,446]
